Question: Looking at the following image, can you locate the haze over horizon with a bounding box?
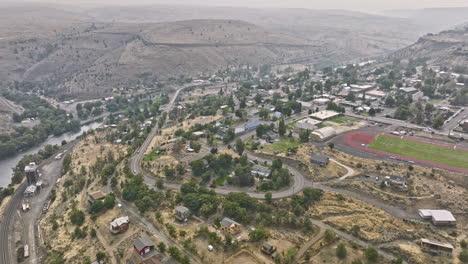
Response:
[6,0,468,12]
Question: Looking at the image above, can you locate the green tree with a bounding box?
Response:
[336,243,347,259]
[158,242,166,254]
[278,119,286,136]
[249,226,269,242]
[392,257,403,264]
[365,247,379,262]
[299,130,310,143]
[460,250,468,263]
[272,158,282,170]
[69,209,85,226]
[324,229,336,243]
[235,138,245,155]
[351,260,363,264]
[350,225,360,235]
[265,191,272,204]
[328,142,334,150]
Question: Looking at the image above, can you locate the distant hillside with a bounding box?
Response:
[383,7,468,33]
[2,3,466,99]
[392,26,468,67]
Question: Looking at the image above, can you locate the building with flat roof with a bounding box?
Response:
[24,162,38,185]
[365,90,386,98]
[311,127,337,142]
[309,110,341,121]
[294,118,321,133]
[399,87,419,94]
[418,209,456,226]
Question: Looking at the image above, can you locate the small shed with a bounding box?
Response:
[261,242,277,255]
[310,154,329,167]
[133,237,155,257]
[175,206,191,222]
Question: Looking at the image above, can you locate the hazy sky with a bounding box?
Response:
[13,0,468,11]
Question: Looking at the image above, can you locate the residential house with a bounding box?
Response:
[88,191,106,204]
[133,237,155,257]
[399,87,419,94]
[24,162,38,185]
[110,216,130,234]
[310,154,329,167]
[385,176,407,190]
[245,121,262,131]
[175,206,190,222]
[251,165,271,178]
[220,217,241,234]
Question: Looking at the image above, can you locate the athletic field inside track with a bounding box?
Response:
[342,130,468,173]
[369,135,468,171]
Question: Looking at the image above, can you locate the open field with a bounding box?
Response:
[328,116,358,124]
[369,135,468,170]
[263,138,300,153]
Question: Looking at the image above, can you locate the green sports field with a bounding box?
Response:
[368,135,468,170]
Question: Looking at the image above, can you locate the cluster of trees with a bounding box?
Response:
[76,101,103,119]
[89,193,115,214]
[222,192,258,223]
[0,91,80,159]
[257,158,291,191]
[178,181,219,218]
[122,174,163,213]
[190,153,236,183]
[326,102,345,113]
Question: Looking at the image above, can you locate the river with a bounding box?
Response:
[0,122,102,187]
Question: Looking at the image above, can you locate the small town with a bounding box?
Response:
[0,2,467,264]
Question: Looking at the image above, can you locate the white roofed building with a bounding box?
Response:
[418,209,456,226]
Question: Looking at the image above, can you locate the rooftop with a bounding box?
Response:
[175,206,190,214]
[25,162,37,172]
[309,110,340,121]
[311,153,329,163]
[89,191,106,201]
[418,209,456,222]
[421,238,454,249]
[110,216,129,228]
[220,217,240,228]
[134,237,155,252]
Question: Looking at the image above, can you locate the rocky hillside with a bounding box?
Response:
[392,26,468,67]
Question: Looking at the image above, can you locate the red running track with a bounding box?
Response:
[342,130,468,174]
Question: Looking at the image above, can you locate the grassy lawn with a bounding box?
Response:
[328,116,358,124]
[264,137,301,153]
[214,175,228,186]
[143,149,165,162]
[369,135,468,170]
